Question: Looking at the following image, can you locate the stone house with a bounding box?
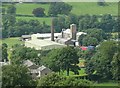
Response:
[23,60,52,79]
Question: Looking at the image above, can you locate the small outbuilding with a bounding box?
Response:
[21,35,31,41]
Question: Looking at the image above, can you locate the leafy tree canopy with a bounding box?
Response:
[32,7,46,17]
[2,64,35,88]
[48,2,72,16]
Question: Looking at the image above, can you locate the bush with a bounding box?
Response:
[37,73,92,87]
[32,7,46,17]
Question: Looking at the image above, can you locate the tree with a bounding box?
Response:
[111,46,120,80]
[78,14,91,30]
[37,73,65,87]
[37,73,92,87]
[32,7,45,17]
[2,8,6,15]
[2,65,36,88]
[68,14,79,25]
[78,28,106,46]
[57,77,92,87]
[100,14,115,32]
[7,5,16,14]
[82,36,98,46]
[42,49,61,73]
[2,43,8,62]
[10,44,41,65]
[78,34,86,46]
[85,41,118,80]
[97,0,106,6]
[2,14,16,38]
[43,46,80,76]
[48,2,58,16]
[48,2,72,16]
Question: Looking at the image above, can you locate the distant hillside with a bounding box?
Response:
[2,2,118,16]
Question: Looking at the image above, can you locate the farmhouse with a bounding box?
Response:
[23,60,52,79]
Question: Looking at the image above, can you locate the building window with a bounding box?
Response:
[36,73,39,75]
[30,73,32,75]
[45,73,47,75]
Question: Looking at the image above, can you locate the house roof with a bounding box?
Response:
[37,65,47,71]
[80,46,88,50]
[21,35,31,38]
[23,60,34,67]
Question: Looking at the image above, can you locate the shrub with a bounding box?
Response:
[32,7,46,17]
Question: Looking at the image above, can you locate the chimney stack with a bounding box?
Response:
[51,18,54,41]
[70,24,76,40]
[61,29,64,38]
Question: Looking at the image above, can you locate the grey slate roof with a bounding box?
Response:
[37,65,47,71]
[23,60,34,67]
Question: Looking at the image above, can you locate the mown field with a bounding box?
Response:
[2,2,118,25]
[68,2,118,16]
[15,3,50,15]
[11,2,118,16]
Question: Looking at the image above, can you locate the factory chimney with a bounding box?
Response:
[70,24,76,40]
[51,18,54,41]
[61,29,64,38]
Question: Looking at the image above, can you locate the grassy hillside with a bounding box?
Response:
[68,2,118,16]
[2,2,118,16]
[15,3,50,15]
[14,2,118,16]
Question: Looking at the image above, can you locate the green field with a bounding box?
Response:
[11,2,118,16]
[16,16,51,25]
[68,2,118,16]
[2,2,118,16]
[1,37,24,59]
[15,3,50,15]
[1,37,24,49]
[2,2,118,25]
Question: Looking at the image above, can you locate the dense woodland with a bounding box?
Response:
[1,2,120,87]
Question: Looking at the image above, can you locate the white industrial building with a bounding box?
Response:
[24,23,87,50]
[25,38,66,50]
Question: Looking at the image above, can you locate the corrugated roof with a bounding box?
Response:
[31,33,61,38]
[25,39,65,47]
[37,65,46,71]
[21,35,31,38]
